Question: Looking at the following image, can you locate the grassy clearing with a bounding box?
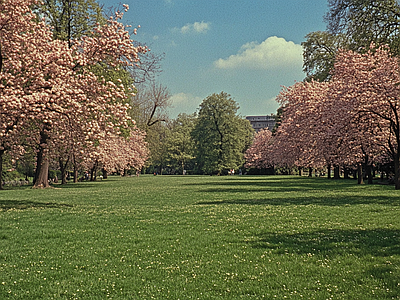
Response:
[0,175,400,299]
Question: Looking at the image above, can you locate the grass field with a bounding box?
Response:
[0,175,400,299]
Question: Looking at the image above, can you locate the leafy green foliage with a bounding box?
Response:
[302,31,345,82]
[326,0,400,55]
[35,0,104,45]
[144,121,169,174]
[192,92,254,174]
[164,113,196,174]
[303,0,400,82]
[0,176,400,299]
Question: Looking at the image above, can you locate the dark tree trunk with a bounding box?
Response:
[0,149,4,190]
[343,168,350,179]
[327,164,331,179]
[357,163,364,185]
[308,167,313,177]
[33,130,50,188]
[299,167,303,176]
[366,164,373,184]
[102,168,108,179]
[90,165,96,181]
[59,157,69,185]
[334,165,340,179]
[73,165,78,183]
[395,155,400,190]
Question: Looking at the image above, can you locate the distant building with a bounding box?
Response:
[246,115,276,132]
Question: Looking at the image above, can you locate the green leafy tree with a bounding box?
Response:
[164,113,196,174]
[144,121,169,174]
[35,0,104,47]
[326,0,400,55]
[302,31,344,82]
[303,0,400,82]
[192,92,254,175]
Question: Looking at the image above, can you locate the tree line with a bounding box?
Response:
[140,92,254,176]
[6,0,400,189]
[246,0,400,189]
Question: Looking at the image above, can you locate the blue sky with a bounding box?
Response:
[99,0,328,118]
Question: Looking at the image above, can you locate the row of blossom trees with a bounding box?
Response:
[245,45,400,189]
[0,0,149,189]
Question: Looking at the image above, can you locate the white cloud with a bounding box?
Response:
[169,93,203,117]
[214,36,302,70]
[178,21,211,34]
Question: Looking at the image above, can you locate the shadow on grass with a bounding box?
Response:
[0,200,73,211]
[0,181,101,190]
[188,176,363,191]
[192,176,400,206]
[195,194,400,206]
[50,182,100,189]
[251,228,400,257]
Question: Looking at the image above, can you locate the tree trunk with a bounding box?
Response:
[394,155,400,190]
[334,165,340,179]
[73,164,78,183]
[0,149,4,190]
[357,163,364,185]
[343,168,350,179]
[366,164,373,184]
[33,130,50,188]
[102,168,108,179]
[59,157,69,185]
[308,167,313,177]
[33,155,50,188]
[327,164,331,179]
[298,167,303,176]
[90,164,97,181]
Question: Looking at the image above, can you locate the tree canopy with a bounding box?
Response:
[192,92,254,175]
[303,0,400,82]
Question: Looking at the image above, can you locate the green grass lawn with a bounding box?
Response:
[0,175,400,299]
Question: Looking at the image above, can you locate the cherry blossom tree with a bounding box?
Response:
[0,0,43,188]
[265,44,399,188]
[271,81,332,172]
[245,128,273,169]
[0,0,149,188]
[330,45,400,188]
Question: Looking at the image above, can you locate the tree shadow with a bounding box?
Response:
[0,181,100,190]
[188,176,362,191]
[195,194,400,206]
[191,176,400,206]
[250,228,400,257]
[0,200,73,211]
[51,182,99,189]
